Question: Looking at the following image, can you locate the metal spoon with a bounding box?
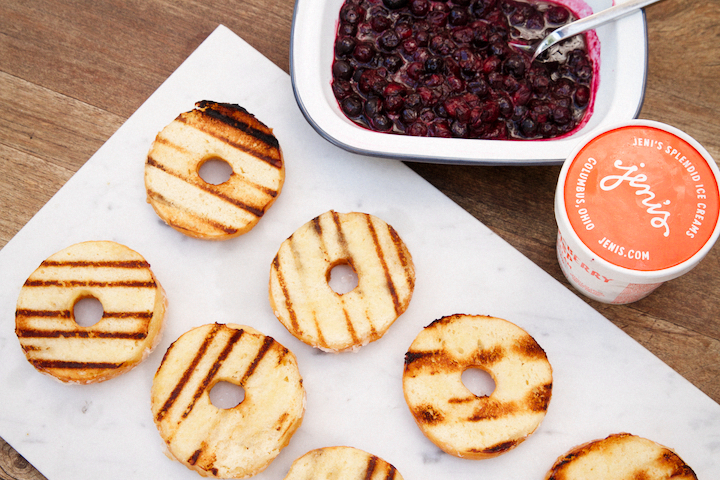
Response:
[510,0,666,61]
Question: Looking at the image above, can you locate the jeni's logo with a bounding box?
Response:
[563,125,719,271]
[599,160,672,237]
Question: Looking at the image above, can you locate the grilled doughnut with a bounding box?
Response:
[544,433,697,479]
[15,241,166,384]
[269,210,415,352]
[145,101,284,240]
[151,323,305,479]
[403,314,553,459]
[284,446,403,480]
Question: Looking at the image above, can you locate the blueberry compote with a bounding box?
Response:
[331,0,594,140]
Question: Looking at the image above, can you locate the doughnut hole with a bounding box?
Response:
[198,156,234,185]
[209,380,246,409]
[461,366,496,397]
[73,295,104,327]
[327,260,359,295]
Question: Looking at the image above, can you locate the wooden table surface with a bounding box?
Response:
[1,0,718,478]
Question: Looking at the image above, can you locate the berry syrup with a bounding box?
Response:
[332,0,598,140]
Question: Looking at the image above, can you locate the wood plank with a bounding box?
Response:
[0,438,45,480]
[0,72,124,245]
[0,0,294,118]
[0,72,124,169]
[642,0,720,159]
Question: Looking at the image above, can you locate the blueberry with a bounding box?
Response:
[382,0,408,10]
[332,60,354,81]
[341,96,363,117]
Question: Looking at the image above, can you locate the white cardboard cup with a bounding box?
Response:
[554,120,720,304]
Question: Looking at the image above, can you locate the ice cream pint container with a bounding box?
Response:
[554,120,720,304]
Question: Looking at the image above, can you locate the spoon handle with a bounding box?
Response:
[534,0,665,59]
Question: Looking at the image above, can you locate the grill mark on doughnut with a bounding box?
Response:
[330,211,362,344]
[547,451,581,479]
[404,350,444,374]
[525,382,552,412]
[23,279,157,288]
[448,395,477,404]
[272,254,300,334]
[330,210,347,248]
[40,260,151,268]
[146,156,267,217]
[188,448,203,465]
[156,324,221,422]
[427,315,453,329]
[16,309,153,319]
[414,404,444,425]
[104,311,154,319]
[189,446,220,478]
[363,454,378,480]
[306,217,329,347]
[312,215,323,236]
[193,101,282,169]
[201,107,280,151]
[197,101,280,151]
[387,224,414,290]
[146,189,240,235]
[366,216,401,315]
[17,329,147,340]
[16,309,71,318]
[403,348,460,379]
[468,398,519,421]
[40,260,149,269]
[473,345,505,366]
[385,463,398,480]
[366,306,379,339]
[275,412,289,432]
[30,359,123,370]
[154,135,189,153]
[287,234,328,347]
[182,328,245,419]
[658,452,696,477]
[176,114,280,170]
[344,308,360,346]
[144,155,169,171]
[479,440,519,455]
[404,350,435,367]
[404,347,459,377]
[241,336,274,385]
[276,345,290,366]
[513,336,548,360]
[16,309,152,340]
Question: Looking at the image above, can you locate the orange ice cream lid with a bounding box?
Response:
[563,124,719,271]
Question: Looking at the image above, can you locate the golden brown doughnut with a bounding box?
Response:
[145,101,284,240]
[15,240,166,384]
[151,323,305,478]
[544,433,697,480]
[403,314,552,459]
[269,210,415,352]
[283,446,404,480]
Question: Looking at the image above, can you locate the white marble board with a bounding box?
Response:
[0,25,718,480]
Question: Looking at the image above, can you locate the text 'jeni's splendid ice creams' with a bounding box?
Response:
[555,120,720,304]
